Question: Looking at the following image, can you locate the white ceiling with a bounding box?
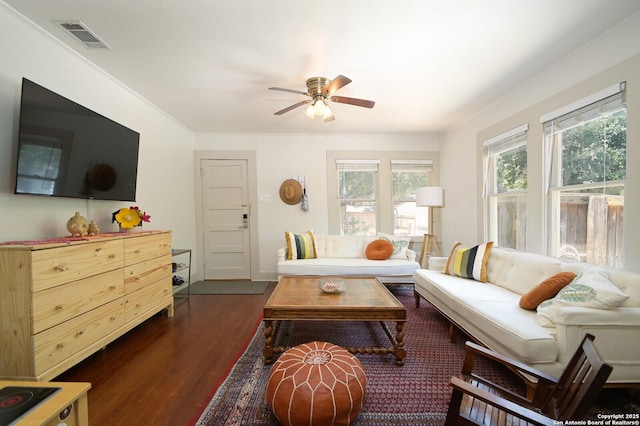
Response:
[6,0,640,135]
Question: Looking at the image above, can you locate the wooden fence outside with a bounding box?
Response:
[497,194,624,268]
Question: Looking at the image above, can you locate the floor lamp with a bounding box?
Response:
[416,186,443,268]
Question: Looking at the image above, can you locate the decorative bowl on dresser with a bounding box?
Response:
[0,230,174,381]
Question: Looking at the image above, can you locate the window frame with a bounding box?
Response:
[482,124,528,250]
[542,83,626,267]
[391,159,433,236]
[327,151,439,238]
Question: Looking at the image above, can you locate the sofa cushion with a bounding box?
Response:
[537,267,630,326]
[365,239,394,260]
[492,250,563,295]
[519,272,576,310]
[285,230,317,260]
[322,235,366,258]
[377,234,410,259]
[277,258,419,277]
[444,241,493,282]
[413,269,558,364]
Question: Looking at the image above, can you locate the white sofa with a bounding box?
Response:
[277,234,420,280]
[413,246,640,386]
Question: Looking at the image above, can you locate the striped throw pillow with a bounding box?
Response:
[444,241,493,282]
[285,230,317,260]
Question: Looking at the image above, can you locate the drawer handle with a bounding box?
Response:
[135,303,142,308]
[95,247,102,252]
[135,249,141,254]
[76,330,84,337]
[56,304,64,310]
[108,254,116,259]
[109,285,117,290]
[56,264,69,272]
[57,342,66,349]
[110,316,117,321]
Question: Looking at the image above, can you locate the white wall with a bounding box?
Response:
[194,133,438,278]
[440,11,640,271]
[0,5,197,271]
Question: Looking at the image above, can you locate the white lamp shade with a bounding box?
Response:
[416,186,444,207]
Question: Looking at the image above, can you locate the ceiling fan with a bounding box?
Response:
[269,75,375,122]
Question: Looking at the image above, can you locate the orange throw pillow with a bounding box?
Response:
[519,272,577,310]
[365,239,394,260]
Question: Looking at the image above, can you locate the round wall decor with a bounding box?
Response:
[279,179,303,205]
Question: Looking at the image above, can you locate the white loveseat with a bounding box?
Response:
[413,246,640,386]
[277,234,420,280]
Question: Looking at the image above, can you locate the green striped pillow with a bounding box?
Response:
[444,241,493,282]
[285,230,317,260]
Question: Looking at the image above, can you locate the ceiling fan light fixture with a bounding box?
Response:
[304,104,315,119]
[269,75,372,121]
[313,97,330,117]
[304,95,331,120]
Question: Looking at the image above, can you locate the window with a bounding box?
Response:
[391,160,432,236]
[483,125,528,250]
[329,152,438,237]
[15,125,73,196]
[337,160,379,236]
[543,83,626,267]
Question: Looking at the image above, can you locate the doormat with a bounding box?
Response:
[178,281,272,295]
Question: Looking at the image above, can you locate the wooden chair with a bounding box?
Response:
[445,334,613,425]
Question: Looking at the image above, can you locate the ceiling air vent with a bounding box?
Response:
[54,20,111,50]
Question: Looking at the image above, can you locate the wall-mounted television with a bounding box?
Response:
[14,78,140,201]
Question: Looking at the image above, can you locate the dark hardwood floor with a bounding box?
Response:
[55,283,277,425]
[54,282,638,425]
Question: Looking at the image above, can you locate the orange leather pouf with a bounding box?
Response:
[266,341,367,426]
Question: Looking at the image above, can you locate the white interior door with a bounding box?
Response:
[201,159,251,279]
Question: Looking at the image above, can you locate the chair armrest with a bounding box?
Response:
[277,247,287,262]
[463,341,558,386]
[449,377,555,426]
[406,248,416,262]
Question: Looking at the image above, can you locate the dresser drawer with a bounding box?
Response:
[31,240,124,291]
[124,233,171,266]
[125,278,171,323]
[33,299,125,375]
[32,269,125,334]
[124,254,172,294]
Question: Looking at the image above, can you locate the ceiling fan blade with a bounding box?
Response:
[269,87,308,96]
[274,100,310,115]
[323,75,352,94]
[330,95,375,108]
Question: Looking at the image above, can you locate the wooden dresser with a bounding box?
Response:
[0,231,173,381]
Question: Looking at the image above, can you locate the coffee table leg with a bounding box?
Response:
[395,321,406,366]
[263,320,274,364]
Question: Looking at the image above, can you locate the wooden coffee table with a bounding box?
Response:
[263,276,407,366]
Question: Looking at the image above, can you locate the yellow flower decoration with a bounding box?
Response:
[115,208,142,228]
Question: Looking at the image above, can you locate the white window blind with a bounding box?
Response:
[543,84,626,135]
[336,159,380,171]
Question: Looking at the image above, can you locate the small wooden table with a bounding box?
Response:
[263,276,407,366]
[0,380,90,426]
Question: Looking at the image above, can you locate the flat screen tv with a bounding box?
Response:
[14,78,140,201]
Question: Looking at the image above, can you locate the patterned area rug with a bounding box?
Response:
[191,288,640,425]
